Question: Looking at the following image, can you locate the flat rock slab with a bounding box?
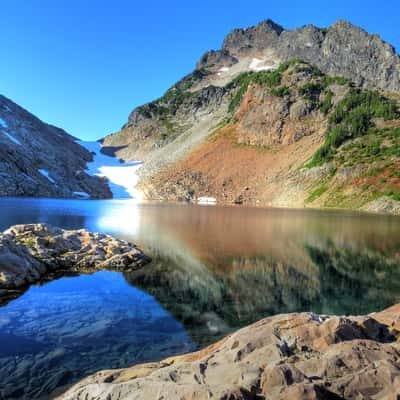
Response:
[0,224,151,292]
[58,304,400,400]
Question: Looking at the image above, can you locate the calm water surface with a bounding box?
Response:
[0,198,399,399]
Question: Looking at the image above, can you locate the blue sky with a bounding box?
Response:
[1,0,399,141]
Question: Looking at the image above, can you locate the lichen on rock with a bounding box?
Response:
[0,224,151,302]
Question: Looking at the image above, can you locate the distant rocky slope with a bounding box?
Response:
[0,95,111,198]
[102,19,400,213]
[0,224,151,304]
[59,304,400,400]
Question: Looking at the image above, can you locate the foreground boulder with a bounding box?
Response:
[0,224,150,295]
[59,304,400,400]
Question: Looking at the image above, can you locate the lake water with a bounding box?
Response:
[0,198,399,399]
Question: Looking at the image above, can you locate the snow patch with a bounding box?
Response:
[38,169,56,184]
[217,66,230,77]
[249,58,277,72]
[78,141,143,200]
[198,196,217,205]
[0,117,8,129]
[73,191,90,199]
[0,117,21,145]
[1,131,21,145]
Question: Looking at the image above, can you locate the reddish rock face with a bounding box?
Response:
[58,305,400,400]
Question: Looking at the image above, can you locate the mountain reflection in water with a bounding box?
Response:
[0,198,399,398]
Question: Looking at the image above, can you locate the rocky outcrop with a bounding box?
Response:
[222,19,284,58]
[58,304,400,400]
[0,95,112,198]
[197,19,400,92]
[103,76,229,166]
[0,224,150,302]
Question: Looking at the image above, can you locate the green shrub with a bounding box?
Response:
[227,69,283,113]
[276,59,304,73]
[383,189,400,201]
[270,86,290,97]
[306,184,328,203]
[322,75,349,86]
[295,64,323,77]
[329,89,398,125]
[308,89,399,167]
[320,90,334,115]
[299,82,324,97]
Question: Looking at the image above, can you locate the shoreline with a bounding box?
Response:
[58,304,400,400]
[1,196,399,217]
[0,224,151,305]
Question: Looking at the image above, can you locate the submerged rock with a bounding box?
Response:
[58,304,400,399]
[0,224,151,296]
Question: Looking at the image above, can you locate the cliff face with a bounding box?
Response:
[101,19,400,213]
[198,19,400,92]
[0,95,111,198]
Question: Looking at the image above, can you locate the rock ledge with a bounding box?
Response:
[59,304,400,399]
[0,224,151,301]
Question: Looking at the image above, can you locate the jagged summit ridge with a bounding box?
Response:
[222,19,284,55]
[196,19,400,92]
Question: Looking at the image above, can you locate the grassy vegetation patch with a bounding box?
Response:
[306,183,328,203]
[322,75,350,87]
[226,69,284,113]
[307,89,399,167]
[320,90,334,115]
[299,82,324,98]
[270,86,290,97]
[337,127,400,166]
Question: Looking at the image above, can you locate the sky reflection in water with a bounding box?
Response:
[0,198,399,399]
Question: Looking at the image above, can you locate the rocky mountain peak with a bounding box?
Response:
[222,19,284,56]
[195,19,400,92]
[103,19,400,214]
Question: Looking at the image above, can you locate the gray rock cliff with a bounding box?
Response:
[0,95,112,198]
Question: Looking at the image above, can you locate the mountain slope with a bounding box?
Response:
[101,19,400,214]
[0,95,111,198]
[139,62,400,213]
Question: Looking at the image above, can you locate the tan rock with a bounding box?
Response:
[58,306,400,400]
[0,224,151,299]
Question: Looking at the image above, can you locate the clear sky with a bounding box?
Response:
[1,0,399,141]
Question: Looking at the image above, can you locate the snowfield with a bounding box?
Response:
[73,191,90,199]
[78,141,143,199]
[38,169,56,184]
[249,58,277,72]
